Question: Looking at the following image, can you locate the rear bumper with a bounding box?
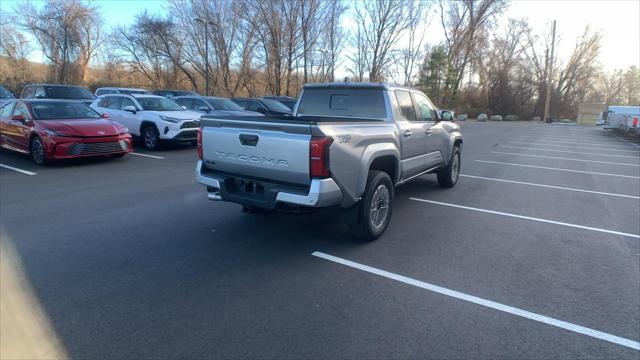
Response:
[195,160,342,208]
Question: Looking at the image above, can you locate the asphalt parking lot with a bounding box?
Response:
[1,121,639,358]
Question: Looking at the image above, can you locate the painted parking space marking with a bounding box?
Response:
[409,198,640,239]
[512,138,636,148]
[130,152,164,159]
[312,251,640,351]
[509,141,640,153]
[459,174,639,200]
[0,163,36,175]
[492,151,640,167]
[499,145,640,159]
[475,160,640,179]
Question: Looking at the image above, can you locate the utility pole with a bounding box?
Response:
[543,20,556,123]
[195,18,213,96]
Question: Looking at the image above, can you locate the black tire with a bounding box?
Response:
[437,146,461,188]
[142,126,161,151]
[30,136,49,165]
[350,170,394,241]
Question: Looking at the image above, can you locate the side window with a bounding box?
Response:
[176,98,193,109]
[246,101,264,112]
[395,90,417,122]
[12,103,32,120]
[97,97,110,107]
[106,96,122,110]
[234,100,247,109]
[22,86,35,98]
[412,93,436,122]
[121,97,135,110]
[194,99,208,110]
[0,103,15,119]
[34,87,47,99]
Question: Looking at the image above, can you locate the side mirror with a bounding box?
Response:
[197,105,210,112]
[256,107,266,114]
[11,114,25,122]
[441,111,453,121]
[123,105,137,114]
[101,113,110,119]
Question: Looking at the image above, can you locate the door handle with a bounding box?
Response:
[403,130,413,137]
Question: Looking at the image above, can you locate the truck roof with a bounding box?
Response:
[303,82,415,91]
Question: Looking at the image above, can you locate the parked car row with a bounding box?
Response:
[0,82,303,165]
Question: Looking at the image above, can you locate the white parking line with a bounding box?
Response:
[0,163,36,175]
[492,151,640,167]
[499,145,640,159]
[130,152,164,159]
[459,174,639,200]
[475,160,640,179]
[311,251,640,351]
[409,198,640,239]
[512,138,636,149]
[510,141,640,153]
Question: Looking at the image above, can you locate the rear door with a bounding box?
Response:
[0,102,16,147]
[394,90,430,179]
[412,92,445,167]
[6,102,32,151]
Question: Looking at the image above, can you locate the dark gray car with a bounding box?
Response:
[173,95,263,116]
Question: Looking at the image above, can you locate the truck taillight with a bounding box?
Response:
[310,136,333,178]
[633,117,639,127]
[197,127,203,160]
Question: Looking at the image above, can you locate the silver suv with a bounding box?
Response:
[197,83,462,240]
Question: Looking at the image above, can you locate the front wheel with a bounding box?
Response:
[437,146,461,188]
[350,170,394,241]
[142,126,161,151]
[30,136,49,165]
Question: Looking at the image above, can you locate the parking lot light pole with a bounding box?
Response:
[194,18,213,96]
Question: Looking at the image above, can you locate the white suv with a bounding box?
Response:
[91,94,201,150]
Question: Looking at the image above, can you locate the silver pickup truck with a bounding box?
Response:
[196,83,462,240]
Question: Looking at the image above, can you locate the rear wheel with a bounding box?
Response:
[350,170,394,241]
[30,136,49,165]
[142,126,161,151]
[437,146,460,188]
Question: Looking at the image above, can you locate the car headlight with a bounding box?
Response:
[119,127,129,135]
[44,129,72,137]
[160,116,181,123]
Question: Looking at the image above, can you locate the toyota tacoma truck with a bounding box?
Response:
[196,83,462,240]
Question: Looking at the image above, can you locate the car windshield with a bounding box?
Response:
[137,97,183,111]
[207,98,244,111]
[0,86,14,99]
[31,101,102,120]
[261,99,292,113]
[45,86,95,100]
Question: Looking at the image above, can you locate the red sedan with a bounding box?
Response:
[0,100,132,165]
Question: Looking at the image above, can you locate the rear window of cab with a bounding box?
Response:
[297,88,386,120]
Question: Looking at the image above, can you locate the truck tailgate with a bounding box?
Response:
[200,118,312,186]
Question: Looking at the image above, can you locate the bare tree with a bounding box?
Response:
[439,0,508,105]
[352,0,415,82]
[17,0,102,84]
